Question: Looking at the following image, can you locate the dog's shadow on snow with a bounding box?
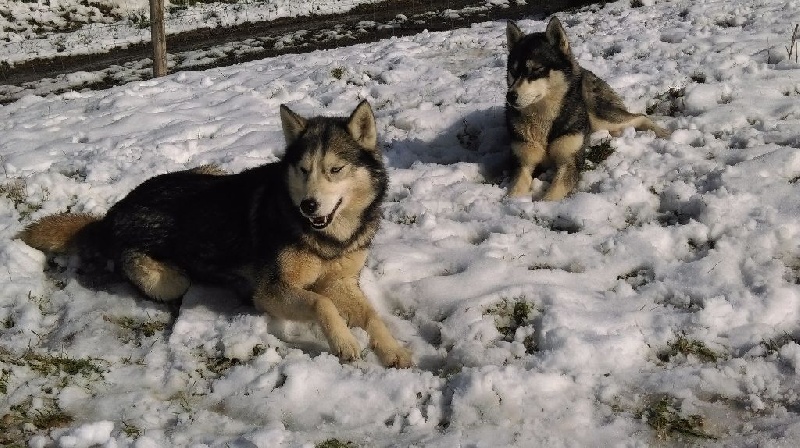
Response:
[49,255,336,357]
[47,255,252,317]
[382,106,513,184]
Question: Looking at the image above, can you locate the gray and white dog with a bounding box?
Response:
[505,17,670,200]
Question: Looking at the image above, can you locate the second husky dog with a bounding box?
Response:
[19,100,413,368]
[505,17,670,200]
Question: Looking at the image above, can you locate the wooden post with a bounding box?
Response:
[149,0,167,77]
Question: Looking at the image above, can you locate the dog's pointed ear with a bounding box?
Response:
[279,104,308,146]
[346,100,377,152]
[545,17,571,56]
[507,20,524,52]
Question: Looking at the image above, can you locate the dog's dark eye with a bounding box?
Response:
[530,67,547,78]
[299,167,309,175]
[330,166,345,174]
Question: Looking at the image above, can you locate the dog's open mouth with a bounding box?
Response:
[307,198,342,230]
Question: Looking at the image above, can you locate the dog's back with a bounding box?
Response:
[582,70,670,138]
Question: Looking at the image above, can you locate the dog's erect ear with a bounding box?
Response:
[545,16,571,57]
[346,100,377,152]
[507,21,524,52]
[279,104,308,146]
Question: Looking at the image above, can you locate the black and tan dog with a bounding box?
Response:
[505,17,670,200]
[19,100,412,368]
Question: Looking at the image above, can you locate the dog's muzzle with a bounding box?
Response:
[506,91,519,107]
[300,198,343,230]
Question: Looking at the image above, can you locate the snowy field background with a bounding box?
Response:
[2,0,800,446]
[0,0,390,65]
[0,0,501,66]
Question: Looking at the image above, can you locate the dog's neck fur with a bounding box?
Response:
[507,70,573,144]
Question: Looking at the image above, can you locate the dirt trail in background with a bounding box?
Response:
[0,0,596,97]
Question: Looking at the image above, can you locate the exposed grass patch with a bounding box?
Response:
[1,398,73,447]
[0,179,49,221]
[104,314,169,346]
[193,351,249,379]
[205,355,242,375]
[28,351,104,377]
[528,263,556,271]
[485,297,538,354]
[0,347,104,378]
[0,368,9,394]
[128,12,150,29]
[646,87,685,116]
[316,439,358,448]
[251,344,267,357]
[636,396,716,440]
[392,213,417,225]
[761,333,800,356]
[690,71,707,83]
[616,266,655,290]
[79,0,118,18]
[330,66,345,80]
[657,334,722,363]
[122,421,143,438]
[30,407,74,429]
[0,179,27,207]
[0,345,100,444]
[584,139,615,168]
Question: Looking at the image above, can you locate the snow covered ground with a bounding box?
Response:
[2,0,800,446]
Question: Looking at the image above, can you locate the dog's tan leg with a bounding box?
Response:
[315,277,412,368]
[253,248,361,362]
[120,250,190,301]
[508,141,547,197]
[314,250,412,367]
[631,115,671,138]
[542,133,584,201]
[591,114,671,138]
[254,282,363,362]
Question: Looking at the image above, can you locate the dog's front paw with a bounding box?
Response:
[506,183,532,198]
[654,126,672,139]
[375,343,413,368]
[329,331,362,363]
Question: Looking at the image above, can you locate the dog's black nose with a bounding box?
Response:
[300,198,319,215]
[506,91,518,105]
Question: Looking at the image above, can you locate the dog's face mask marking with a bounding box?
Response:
[288,149,351,230]
[280,101,379,233]
[505,18,573,110]
[506,60,554,108]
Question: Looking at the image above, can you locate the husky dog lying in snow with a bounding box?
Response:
[505,17,670,200]
[19,100,413,368]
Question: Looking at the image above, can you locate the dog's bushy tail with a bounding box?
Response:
[18,213,104,254]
